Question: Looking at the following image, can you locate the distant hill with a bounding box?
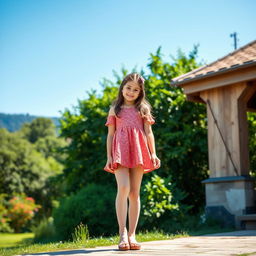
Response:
[0,113,60,132]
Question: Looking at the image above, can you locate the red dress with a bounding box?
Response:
[104,106,158,174]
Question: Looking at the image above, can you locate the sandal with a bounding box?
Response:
[118,241,130,251]
[118,231,130,251]
[128,237,141,250]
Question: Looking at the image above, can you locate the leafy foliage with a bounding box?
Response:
[71,223,89,243]
[142,174,179,219]
[32,217,57,243]
[248,112,256,176]
[53,183,116,240]
[19,118,57,143]
[0,128,55,198]
[139,174,192,233]
[0,118,67,225]
[0,194,13,233]
[6,194,41,233]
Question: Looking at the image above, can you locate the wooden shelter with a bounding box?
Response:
[171,40,256,229]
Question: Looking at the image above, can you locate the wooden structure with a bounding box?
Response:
[171,40,256,229]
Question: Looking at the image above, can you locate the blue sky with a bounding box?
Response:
[0,0,255,117]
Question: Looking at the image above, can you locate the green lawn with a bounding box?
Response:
[0,233,34,248]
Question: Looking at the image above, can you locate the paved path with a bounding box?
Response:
[26,230,256,256]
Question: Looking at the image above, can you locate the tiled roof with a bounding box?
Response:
[171,40,256,85]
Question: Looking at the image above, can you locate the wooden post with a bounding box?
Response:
[200,81,256,227]
[200,82,256,177]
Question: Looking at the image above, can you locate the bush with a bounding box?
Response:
[6,194,41,232]
[139,174,192,233]
[71,222,89,243]
[0,194,13,233]
[32,216,57,243]
[53,183,116,241]
[141,174,179,219]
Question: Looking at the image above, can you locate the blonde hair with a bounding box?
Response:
[111,73,154,120]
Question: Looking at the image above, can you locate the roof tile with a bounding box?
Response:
[172,40,256,84]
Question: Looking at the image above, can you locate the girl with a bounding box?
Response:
[104,73,161,251]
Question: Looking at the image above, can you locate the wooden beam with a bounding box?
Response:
[182,66,256,94]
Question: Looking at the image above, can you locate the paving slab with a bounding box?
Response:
[24,230,256,256]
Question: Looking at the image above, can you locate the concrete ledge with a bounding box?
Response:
[202,175,256,184]
[237,214,256,230]
[237,214,256,221]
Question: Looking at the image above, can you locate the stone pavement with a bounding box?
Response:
[26,230,256,256]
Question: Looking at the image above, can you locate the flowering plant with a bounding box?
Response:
[6,194,41,232]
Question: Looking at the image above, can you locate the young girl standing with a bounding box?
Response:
[104,73,161,251]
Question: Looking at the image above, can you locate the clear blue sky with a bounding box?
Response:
[1,0,255,117]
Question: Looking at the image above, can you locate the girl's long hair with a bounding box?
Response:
[111,73,154,120]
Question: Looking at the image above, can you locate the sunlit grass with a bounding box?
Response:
[0,233,34,248]
[0,230,187,256]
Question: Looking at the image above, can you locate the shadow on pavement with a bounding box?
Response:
[28,248,118,255]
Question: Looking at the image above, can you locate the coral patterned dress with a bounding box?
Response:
[104,106,157,174]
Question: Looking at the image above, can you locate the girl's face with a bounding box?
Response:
[122,80,141,104]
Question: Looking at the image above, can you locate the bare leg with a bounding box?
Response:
[114,165,130,248]
[128,165,144,244]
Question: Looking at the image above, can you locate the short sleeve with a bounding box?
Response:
[105,115,116,126]
[143,115,155,125]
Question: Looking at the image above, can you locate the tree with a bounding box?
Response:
[0,118,67,220]
[19,118,56,143]
[0,128,55,198]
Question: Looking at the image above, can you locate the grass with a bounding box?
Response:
[0,226,235,256]
[0,230,187,256]
[0,233,34,248]
[237,253,256,256]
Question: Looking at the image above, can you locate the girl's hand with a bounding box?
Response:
[151,153,161,169]
[105,156,113,171]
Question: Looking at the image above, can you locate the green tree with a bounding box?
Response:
[20,117,56,143]
[0,118,67,221]
[0,128,55,198]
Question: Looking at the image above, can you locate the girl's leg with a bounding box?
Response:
[114,165,130,247]
[128,165,144,243]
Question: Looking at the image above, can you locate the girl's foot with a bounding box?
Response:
[118,231,130,251]
[128,234,141,250]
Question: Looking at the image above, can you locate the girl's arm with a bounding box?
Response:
[144,122,161,168]
[107,107,116,159]
[106,125,115,158]
[144,123,156,155]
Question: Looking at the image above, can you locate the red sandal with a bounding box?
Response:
[128,237,141,250]
[118,241,130,251]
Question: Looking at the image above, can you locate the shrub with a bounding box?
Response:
[142,174,179,219]
[53,183,116,241]
[0,194,13,233]
[71,222,89,243]
[139,174,192,233]
[32,216,57,243]
[6,194,41,232]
